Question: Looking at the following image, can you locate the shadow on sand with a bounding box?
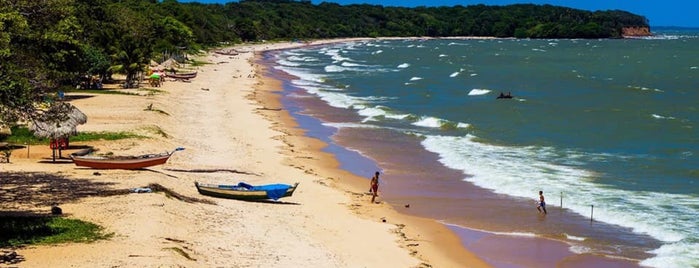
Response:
[238,199,300,205]
[0,172,125,210]
[0,172,213,210]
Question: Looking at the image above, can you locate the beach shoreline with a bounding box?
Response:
[251,46,491,267]
[0,37,645,268]
[251,38,647,268]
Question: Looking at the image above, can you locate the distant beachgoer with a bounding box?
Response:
[370,171,380,203]
[537,190,547,214]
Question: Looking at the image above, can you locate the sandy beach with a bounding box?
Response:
[0,39,491,267]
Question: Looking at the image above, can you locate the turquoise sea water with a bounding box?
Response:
[265,28,698,267]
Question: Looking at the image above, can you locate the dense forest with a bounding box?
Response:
[0,0,649,123]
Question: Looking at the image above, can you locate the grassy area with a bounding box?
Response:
[2,126,43,145]
[186,59,210,67]
[2,126,143,145]
[71,131,143,142]
[140,87,166,96]
[0,216,112,247]
[62,86,165,96]
[63,88,139,96]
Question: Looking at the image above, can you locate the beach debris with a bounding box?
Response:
[164,247,196,261]
[200,88,209,91]
[405,204,410,208]
[131,187,153,193]
[0,250,23,264]
[71,147,94,157]
[257,107,282,111]
[51,204,62,215]
[163,168,259,175]
[146,183,215,205]
[93,171,101,176]
[164,237,187,243]
[381,217,386,223]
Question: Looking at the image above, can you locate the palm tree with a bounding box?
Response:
[109,41,150,88]
[105,5,155,88]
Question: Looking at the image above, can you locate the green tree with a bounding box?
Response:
[0,0,81,122]
[153,16,195,54]
[79,44,110,85]
[105,5,155,88]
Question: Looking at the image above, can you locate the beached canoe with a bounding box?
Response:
[71,148,184,170]
[165,71,197,80]
[194,181,299,201]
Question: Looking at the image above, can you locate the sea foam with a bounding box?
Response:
[324,65,346,73]
[412,117,443,128]
[652,114,675,120]
[468,89,491,95]
[421,134,698,267]
[277,60,300,67]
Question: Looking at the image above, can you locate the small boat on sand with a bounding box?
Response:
[71,147,184,170]
[165,72,197,80]
[194,181,299,201]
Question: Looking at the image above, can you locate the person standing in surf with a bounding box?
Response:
[537,191,547,214]
[370,171,380,203]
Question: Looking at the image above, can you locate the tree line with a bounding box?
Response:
[224,1,648,40]
[0,0,648,123]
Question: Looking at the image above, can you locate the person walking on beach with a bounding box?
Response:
[537,190,547,215]
[370,171,380,203]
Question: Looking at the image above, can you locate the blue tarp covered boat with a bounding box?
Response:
[194,181,299,201]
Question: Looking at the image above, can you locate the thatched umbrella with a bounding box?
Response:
[158,58,180,71]
[29,102,87,161]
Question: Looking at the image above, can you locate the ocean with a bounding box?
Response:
[263,28,698,267]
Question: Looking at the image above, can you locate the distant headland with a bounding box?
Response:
[208,1,651,40]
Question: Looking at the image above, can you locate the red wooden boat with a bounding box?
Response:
[71,148,184,170]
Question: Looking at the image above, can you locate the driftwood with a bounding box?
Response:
[70,147,94,157]
[164,168,259,176]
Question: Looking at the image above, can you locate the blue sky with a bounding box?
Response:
[179,0,698,27]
